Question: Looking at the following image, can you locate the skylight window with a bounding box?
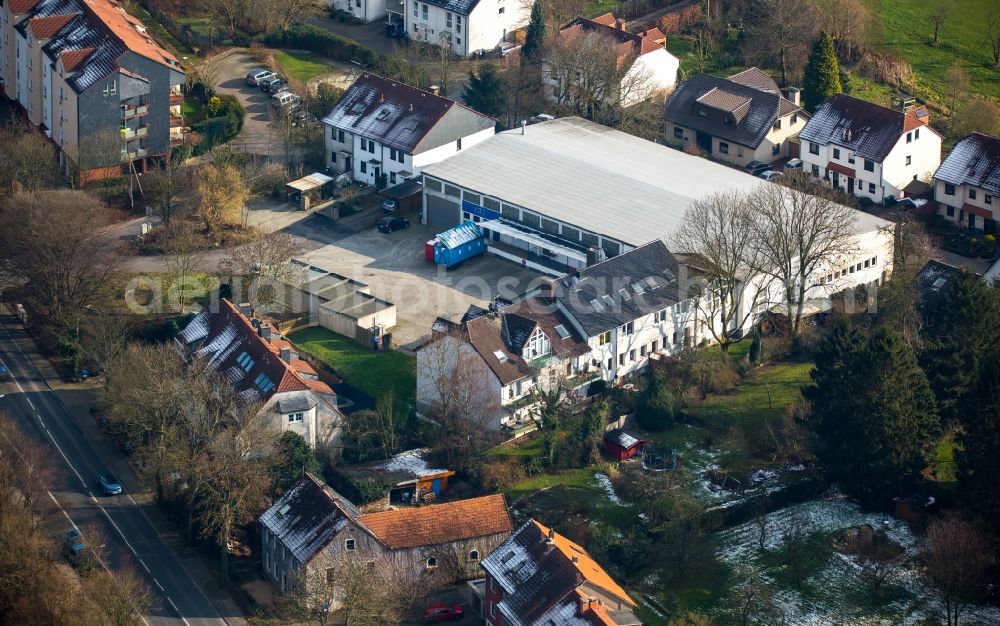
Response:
[236,351,254,373]
[631,282,645,295]
[376,108,390,120]
[645,276,658,289]
[350,102,365,114]
[554,324,570,339]
[403,120,419,131]
[254,373,275,394]
[601,294,613,306]
[619,288,631,301]
[493,350,509,363]
[591,299,604,312]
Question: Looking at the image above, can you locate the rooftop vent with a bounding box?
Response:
[277,504,291,517]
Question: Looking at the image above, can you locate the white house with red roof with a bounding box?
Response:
[799,94,942,204]
[175,300,343,449]
[543,13,679,109]
[321,72,495,187]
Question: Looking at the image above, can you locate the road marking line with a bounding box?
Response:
[139,559,151,573]
[167,598,193,626]
[25,397,35,410]
[153,578,165,592]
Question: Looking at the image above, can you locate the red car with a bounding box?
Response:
[423,603,464,622]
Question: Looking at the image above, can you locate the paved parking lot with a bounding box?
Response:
[297,217,546,349]
[212,51,283,155]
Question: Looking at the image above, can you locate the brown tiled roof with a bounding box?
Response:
[28,13,77,39]
[904,109,928,131]
[465,314,529,385]
[558,16,664,61]
[83,0,179,68]
[697,87,752,117]
[60,47,95,72]
[590,12,617,26]
[8,0,40,13]
[728,67,780,92]
[359,494,512,549]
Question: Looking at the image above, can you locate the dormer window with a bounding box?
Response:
[523,328,550,360]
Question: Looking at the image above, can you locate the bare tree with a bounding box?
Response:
[0,123,59,193]
[144,151,186,226]
[921,515,995,626]
[988,14,1000,67]
[82,567,155,626]
[0,190,120,333]
[692,24,717,73]
[816,0,873,62]
[956,96,1000,137]
[930,5,949,45]
[943,61,969,121]
[749,180,858,336]
[195,161,249,232]
[204,0,250,39]
[262,0,320,33]
[727,568,778,626]
[218,231,301,310]
[673,190,773,353]
[747,0,820,85]
[781,511,808,589]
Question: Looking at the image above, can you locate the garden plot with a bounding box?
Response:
[713,492,1000,625]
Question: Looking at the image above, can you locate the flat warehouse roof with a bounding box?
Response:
[421,117,888,245]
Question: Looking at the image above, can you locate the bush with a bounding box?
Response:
[262,24,379,67]
[479,459,526,492]
[190,95,245,154]
[858,197,874,209]
[637,372,681,431]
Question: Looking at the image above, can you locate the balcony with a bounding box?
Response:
[169,93,183,106]
[122,106,136,119]
[135,104,148,116]
[169,116,183,128]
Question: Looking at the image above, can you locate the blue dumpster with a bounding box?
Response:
[432,221,485,268]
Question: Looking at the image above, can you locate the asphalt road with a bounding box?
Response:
[0,314,232,626]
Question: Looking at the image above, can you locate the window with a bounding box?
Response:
[848,155,855,164]
[697,108,706,117]
[947,205,955,216]
[650,340,658,352]
[809,142,819,155]
[869,182,876,194]
[811,164,820,176]
[871,256,877,266]
[770,144,778,156]
[103,82,116,96]
[598,331,610,345]
[863,159,874,172]
[456,137,462,150]
[336,129,345,142]
[422,3,428,19]
[986,194,993,205]
[456,16,461,32]
[969,214,977,228]
[355,0,360,6]
[915,129,920,139]
[413,0,418,17]
[621,321,634,335]
[906,131,912,143]
[640,345,646,357]
[237,351,254,372]
[330,152,337,163]
[657,309,667,323]
[849,265,855,273]
[287,412,303,423]
[773,119,782,130]
[833,148,840,159]
[360,161,367,173]
[345,539,356,551]
[944,183,956,195]
[389,172,396,184]
[446,11,452,27]
[864,259,870,268]
[444,184,461,198]
[791,113,798,124]
[618,354,624,366]
[718,141,729,155]
[629,349,636,362]
[469,550,479,561]
[673,126,683,139]
[905,155,912,166]
[498,6,504,13]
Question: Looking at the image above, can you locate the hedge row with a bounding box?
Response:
[262,24,380,67]
[191,94,245,154]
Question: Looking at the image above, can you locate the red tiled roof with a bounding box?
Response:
[532,520,635,606]
[8,0,41,13]
[558,16,663,62]
[60,48,95,73]
[590,12,617,26]
[359,494,512,549]
[904,109,928,131]
[28,13,77,39]
[83,0,179,68]
[827,162,856,177]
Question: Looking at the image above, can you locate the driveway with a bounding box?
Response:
[210,50,283,156]
[306,14,399,57]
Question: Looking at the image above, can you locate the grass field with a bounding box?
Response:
[274,50,336,82]
[125,4,197,62]
[687,358,814,430]
[867,0,1000,103]
[288,326,416,406]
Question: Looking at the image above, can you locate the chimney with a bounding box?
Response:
[379,92,384,102]
[260,325,272,341]
[238,303,252,317]
[783,86,800,107]
[547,527,555,543]
[571,555,579,564]
[280,348,293,363]
[409,103,414,111]
[521,119,527,135]
[429,84,440,96]
[615,18,624,30]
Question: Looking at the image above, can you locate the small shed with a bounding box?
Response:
[602,429,646,461]
[339,448,456,506]
[286,172,334,210]
[433,221,485,268]
[382,178,423,213]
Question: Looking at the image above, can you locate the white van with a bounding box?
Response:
[271,92,301,110]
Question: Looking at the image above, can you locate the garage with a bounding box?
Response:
[424,195,459,228]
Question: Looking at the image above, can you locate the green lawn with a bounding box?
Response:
[274,50,335,82]
[181,96,205,122]
[125,4,197,61]
[866,0,1000,104]
[288,326,416,406]
[687,358,814,430]
[505,468,598,503]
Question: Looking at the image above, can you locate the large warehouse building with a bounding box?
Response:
[420,117,890,277]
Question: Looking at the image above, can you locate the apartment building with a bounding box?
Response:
[0,0,184,181]
[404,0,529,57]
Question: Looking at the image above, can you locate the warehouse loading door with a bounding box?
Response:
[425,195,460,228]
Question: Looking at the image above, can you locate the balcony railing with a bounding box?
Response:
[122,106,135,119]
[136,125,148,138]
[169,93,183,106]
[121,127,135,140]
[135,104,148,116]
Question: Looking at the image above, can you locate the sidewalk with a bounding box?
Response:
[51,378,250,626]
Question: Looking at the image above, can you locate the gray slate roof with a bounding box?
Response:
[258,474,361,565]
[321,73,494,154]
[550,240,681,338]
[798,93,934,163]
[933,132,1000,195]
[662,71,803,149]
[421,0,478,15]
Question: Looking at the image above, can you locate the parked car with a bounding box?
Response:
[63,528,85,556]
[0,364,9,381]
[784,157,803,170]
[744,160,771,176]
[385,21,406,38]
[248,70,275,86]
[422,603,463,622]
[894,197,928,209]
[97,473,123,496]
[261,77,285,93]
[496,41,521,57]
[759,170,783,181]
[377,216,410,233]
[382,199,399,211]
[245,69,271,86]
[291,110,317,127]
[272,92,302,110]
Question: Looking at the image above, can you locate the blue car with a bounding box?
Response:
[0,364,9,380]
[97,473,123,496]
[63,528,85,555]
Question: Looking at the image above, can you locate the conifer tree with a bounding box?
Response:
[523,0,545,59]
[803,31,842,111]
[462,63,505,118]
[957,353,1000,528]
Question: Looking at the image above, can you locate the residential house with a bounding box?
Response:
[544,13,679,109]
[175,299,343,449]
[0,0,185,181]
[259,473,513,597]
[662,67,808,166]
[799,93,942,204]
[321,72,495,187]
[328,0,387,23]
[933,132,1000,231]
[335,448,455,506]
[404,0,529,57]
[416,295,595,433]
[479,519,640,626]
